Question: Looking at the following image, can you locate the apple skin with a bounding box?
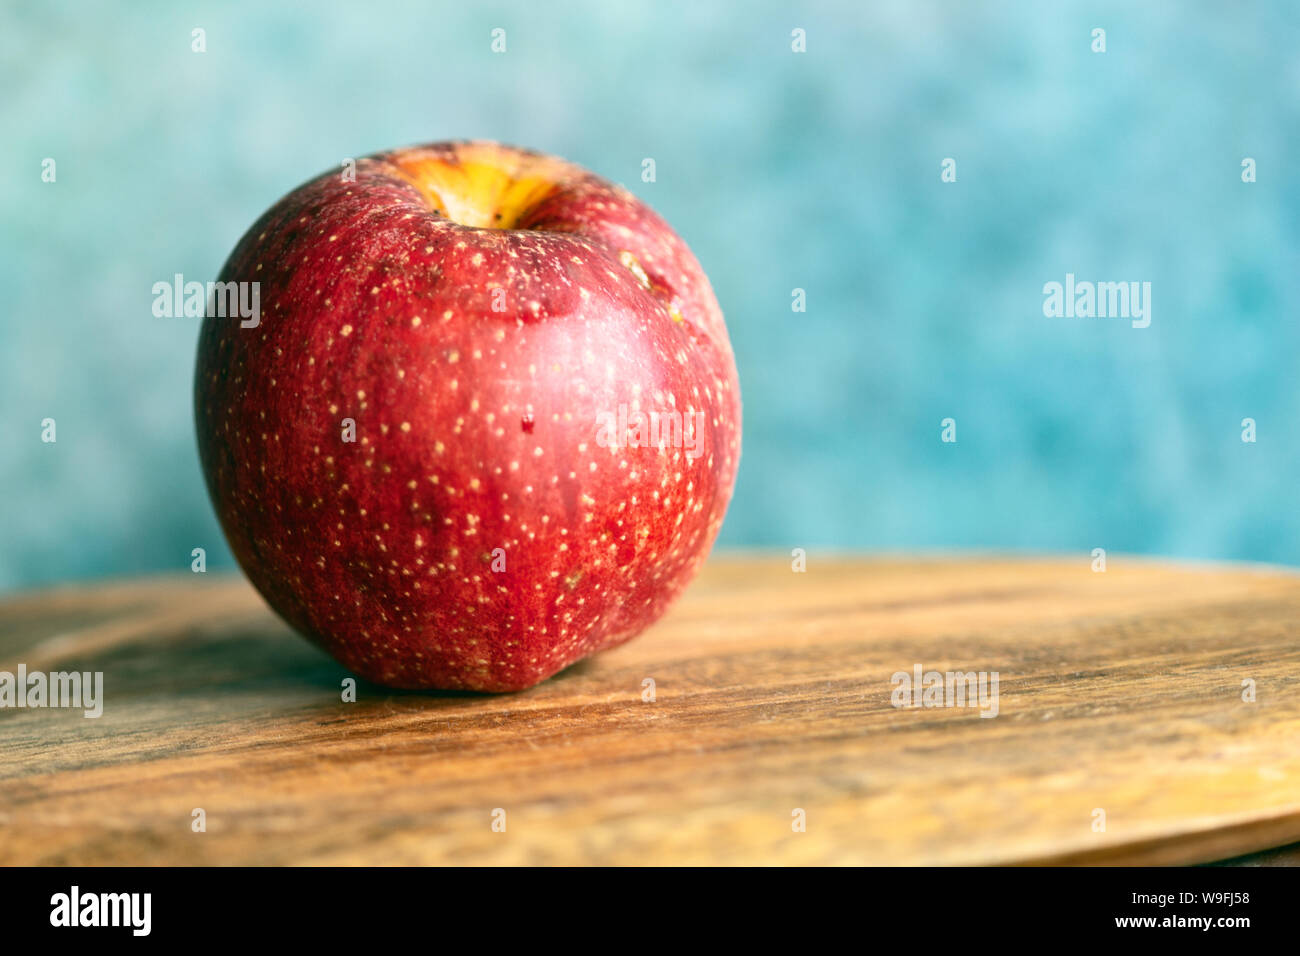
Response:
[194,141,741,691]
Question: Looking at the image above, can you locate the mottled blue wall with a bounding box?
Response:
[2,1,1297,591]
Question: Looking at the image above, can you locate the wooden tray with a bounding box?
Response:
[2,556,1299,865]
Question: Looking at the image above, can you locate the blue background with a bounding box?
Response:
[2,1,1297,592]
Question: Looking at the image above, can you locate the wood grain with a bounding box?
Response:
[2,555,1299,866]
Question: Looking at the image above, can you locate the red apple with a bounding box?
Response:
[194,140,741,691]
